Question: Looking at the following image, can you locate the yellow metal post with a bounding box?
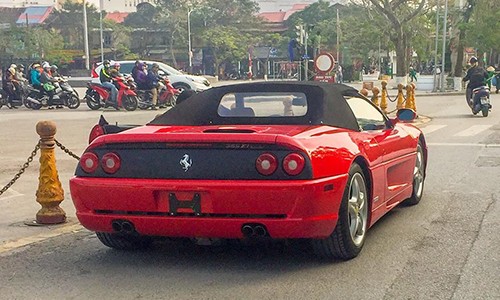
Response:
[35,121,66,224]
[410,82,417,111]
[396,83,405,109]
[371,86,380,107]
[380,80,388,114]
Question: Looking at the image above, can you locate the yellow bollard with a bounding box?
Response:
[371,86,380,107]
[360,88,369,97]
[396,83,405,109]
[35,121,66,224]
[405,84,413,109]
[380,80,388,114]
[410,82,417,112]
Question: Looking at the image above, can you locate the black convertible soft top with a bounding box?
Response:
[149,81,361,131]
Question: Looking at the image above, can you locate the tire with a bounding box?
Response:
[30,101,42,110]
[85,91,101,110]
[481,107,489,117]
[123,95,138,111]
[404,141,425,206]
[312,163,369,260]
[96,232,152,250]
[66,94,80,109]
[169,94,177,107]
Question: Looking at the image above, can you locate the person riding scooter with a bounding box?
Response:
[463,56,488,108]
[99,60,119,109]
[1,65,19,108]
[40,63,59,109]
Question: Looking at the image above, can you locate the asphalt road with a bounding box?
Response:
[0,90,499,299]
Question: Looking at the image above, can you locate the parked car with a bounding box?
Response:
[70,82,427,260]
[91,60,211,92]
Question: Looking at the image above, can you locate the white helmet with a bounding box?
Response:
[42,62,50,69]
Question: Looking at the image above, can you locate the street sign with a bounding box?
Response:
[314,75,334,83]
[314,53,335,75]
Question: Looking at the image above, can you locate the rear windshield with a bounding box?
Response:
[217,92,308,117]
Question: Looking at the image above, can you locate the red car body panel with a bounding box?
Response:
[70,122,421,238]
[70,82,426,241]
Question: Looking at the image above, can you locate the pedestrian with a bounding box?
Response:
[409,67,418,82]
[336,64,343,84]
[485,66,495,90]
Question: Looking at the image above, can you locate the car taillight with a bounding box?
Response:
[89,124,105,144]
[101,152,121,174]
[282,153,305,176]
[80,152,99,173]
[256,153,278,176]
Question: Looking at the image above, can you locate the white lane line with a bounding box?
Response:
[427,143,500,148]
[0,223,84,256]
[454,125,492,137]
[421,125,447,135]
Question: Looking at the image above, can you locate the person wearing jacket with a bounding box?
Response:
[2,65,18,108]
[99,60,118,108]
[463,56,488,106]
[40,63,59,109]
[146,63,162,110]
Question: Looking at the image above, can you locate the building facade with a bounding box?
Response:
[255,0,347,12]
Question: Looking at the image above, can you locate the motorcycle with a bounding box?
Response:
[85,76,139,111]
[0,82,41,108]
[28,80,80,110]
[136,77,181,110]
[468,86,492,117]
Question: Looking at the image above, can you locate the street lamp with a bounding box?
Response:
[187,6,194,73]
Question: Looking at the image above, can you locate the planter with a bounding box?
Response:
[416,75,436,91]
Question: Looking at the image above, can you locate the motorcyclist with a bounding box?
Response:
[99,60,118,108]
[30,63,42,91]
[50,65,61,78]
[463,56,488,108]
[2,65,19,108]
[145,63,162,110]
[40,62,59,109]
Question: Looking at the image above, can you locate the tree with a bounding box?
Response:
[368,0,427,79]
[103,19,132,60]
[201,25,250,76]
[50,0,100,50]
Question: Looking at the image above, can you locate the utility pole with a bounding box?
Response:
[336,8,340,63]
[440,0,448,92]
[83,0,90,70]
[304,28,308,81]
[188,7,193,73]
[432,0,440,92]
[99,0,104,62]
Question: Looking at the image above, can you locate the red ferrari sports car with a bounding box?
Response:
[70,82,427,260]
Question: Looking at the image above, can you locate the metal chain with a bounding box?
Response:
[0,141,40,197]
[54,139,81,160]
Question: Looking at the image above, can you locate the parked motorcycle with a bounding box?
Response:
[136,78,181,110]
[85,76,139,111]
[468,86,492,117]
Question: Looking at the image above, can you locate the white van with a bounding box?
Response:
[92,60,211,92]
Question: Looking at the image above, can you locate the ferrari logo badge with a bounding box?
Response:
[180,154,192,172]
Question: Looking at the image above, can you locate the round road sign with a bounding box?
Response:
[314,53,335,74]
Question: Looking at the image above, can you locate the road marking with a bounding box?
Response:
[454,125,492,137]
[0,223,84,256]
[427,143,500,148]
[421,125,447,135]
[0,188,23,200]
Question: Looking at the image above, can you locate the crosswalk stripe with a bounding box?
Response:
[427,143,500,148]
[454,125,492,137]
[421,125,447,135]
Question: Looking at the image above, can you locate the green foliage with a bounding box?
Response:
[465,0,500,54]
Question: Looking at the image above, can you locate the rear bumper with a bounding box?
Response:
[70,175,348,239]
